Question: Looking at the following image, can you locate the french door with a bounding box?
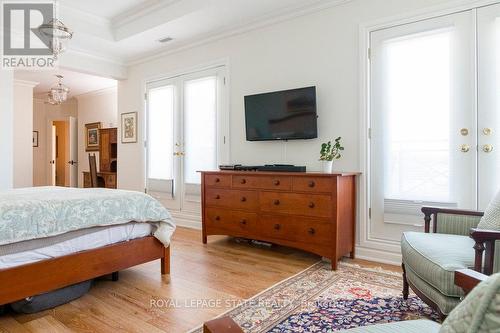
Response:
[369,4,499,243]
[145,66,228,212]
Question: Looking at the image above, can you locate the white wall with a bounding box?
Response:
[76,88,118,187]
[13,80,36,188]
[0,70,14,190]
[117,0,458,192]
[33,99,78,186]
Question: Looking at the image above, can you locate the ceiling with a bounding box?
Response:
[15,69,117,98]
[56,0,347,65]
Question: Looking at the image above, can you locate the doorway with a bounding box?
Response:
[47,117,78,187]
[368,3,500,244]
[145,66,228,213]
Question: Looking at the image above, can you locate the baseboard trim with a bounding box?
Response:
[355,246,402,266]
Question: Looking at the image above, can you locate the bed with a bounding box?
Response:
[0,187,176,306]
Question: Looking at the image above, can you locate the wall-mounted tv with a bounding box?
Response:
[244,86,318,141]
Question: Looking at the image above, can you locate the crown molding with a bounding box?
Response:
[126,0,352,66]
[111,0,180,29]
[74,86,117,100]
[14,80,39,88]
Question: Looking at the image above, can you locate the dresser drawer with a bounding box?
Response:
[293,177,334,193]
[205,208,258,234]
[259,215,333,244]
[205,174,231,188]
[259,192,332,218]
[205,188,258,211]
[232,175,292,191]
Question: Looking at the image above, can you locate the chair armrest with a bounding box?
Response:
[455,269,488,294]
[470,228,500,275]
[421,207,484,233]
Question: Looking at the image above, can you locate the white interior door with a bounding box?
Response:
[478,3,500,209]
[48,124,56,186]
[146,66,228,212]
[369,11,476,243]
[68,116,78,187]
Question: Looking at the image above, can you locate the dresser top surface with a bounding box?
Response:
[199,170,361,177]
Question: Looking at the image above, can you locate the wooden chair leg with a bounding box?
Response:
[161,246,170,275]
[402,263,409,300]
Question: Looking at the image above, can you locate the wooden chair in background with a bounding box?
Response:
[88,154,99,188]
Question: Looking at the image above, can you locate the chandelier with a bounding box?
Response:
[38,1,73,59]
[47,75,70,105]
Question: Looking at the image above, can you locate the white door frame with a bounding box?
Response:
[144,61,230,213]
[357,0,500,264]
[46,116,78,187]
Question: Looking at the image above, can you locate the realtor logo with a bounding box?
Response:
[2,2,56,69]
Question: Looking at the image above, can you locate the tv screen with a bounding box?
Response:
[244,86,318,141]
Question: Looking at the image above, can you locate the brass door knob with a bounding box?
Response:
[460,144,470,153]
[483,144,494,153]
[483,128,492,136]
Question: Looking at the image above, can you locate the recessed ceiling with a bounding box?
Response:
[55,0,348,65]
[14,69,117,98]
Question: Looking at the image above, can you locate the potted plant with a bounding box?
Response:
[319,137,344,173]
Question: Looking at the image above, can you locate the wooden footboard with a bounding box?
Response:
[0,236,169,306]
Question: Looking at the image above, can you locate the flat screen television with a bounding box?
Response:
[244,86,318,141]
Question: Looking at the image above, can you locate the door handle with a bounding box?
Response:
[68,160,77,165]
[482,144,493,153]
[460,144,470,153]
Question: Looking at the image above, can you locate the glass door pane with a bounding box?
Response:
[478,3,500,209]
[183,76,218,207]
[146,84,179,209]
[370,11,476,243]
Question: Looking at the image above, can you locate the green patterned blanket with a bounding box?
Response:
[0,187,175,246]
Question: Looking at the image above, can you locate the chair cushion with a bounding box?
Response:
[405,264,460,315]
[336,320,440,333]
[478,190,500,231]
[439,273,500,333]
[401,232,475,297]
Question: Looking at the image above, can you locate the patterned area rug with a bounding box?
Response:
[191,261,440,332]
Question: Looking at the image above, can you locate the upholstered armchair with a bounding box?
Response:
[400,197,500,316]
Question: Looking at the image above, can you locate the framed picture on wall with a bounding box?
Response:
[121,112,137,143]
[32,131,39,147]
[85,122,101,151]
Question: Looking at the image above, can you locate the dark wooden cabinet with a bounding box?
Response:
[200,171,359,270]
[83,128,117,189]
[99,128,117,173]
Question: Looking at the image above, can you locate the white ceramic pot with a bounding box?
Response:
[322,160,333,173]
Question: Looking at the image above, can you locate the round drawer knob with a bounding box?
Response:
[215,216,221,221]
[240,179,247,184]
[308,228,316,235]
[273,199,280,206]
[240,219,247,225]
[309,202,315,208]
[308,181,316,188]
[215,178,220,183]
[215,195,221,200]
[274,224,281,230]
[274,180,280,186]
[241,197,247,202]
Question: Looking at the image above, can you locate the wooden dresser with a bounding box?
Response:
[200,171,358,269]
[83,128,117,189]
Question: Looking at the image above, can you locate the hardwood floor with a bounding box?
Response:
[0,227,398,333]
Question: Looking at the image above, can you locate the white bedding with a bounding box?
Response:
[0,223,154,269]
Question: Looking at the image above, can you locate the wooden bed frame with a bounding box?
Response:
[0,236,169,306]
